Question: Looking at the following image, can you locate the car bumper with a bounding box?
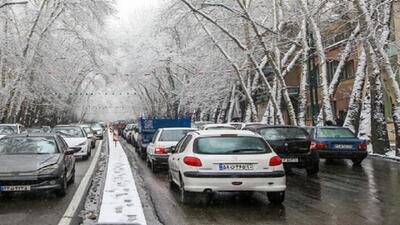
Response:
[0,175,62,193]
[317,150,368,159]
[279,153,318,168]
[182,171,286,192]
[148,154,169,165]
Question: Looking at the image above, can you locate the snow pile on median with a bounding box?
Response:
[97,132,147,225]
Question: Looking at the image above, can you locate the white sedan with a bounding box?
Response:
[52,126,91,160]
[146,127,197,172]
[168,130,286,204]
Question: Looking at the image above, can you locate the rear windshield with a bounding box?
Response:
[258,127,308,141]
[159,130,196,142]
[0,137,58,154]
[317,128,356,138]
[52,127,84,138]
[0,125,17,135]
[194,136,271,154]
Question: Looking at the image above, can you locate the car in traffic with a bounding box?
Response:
[0,124,27,139]
[123,123,136,139]
[90,123,104,140]
[146,127,197,172]
[168,130,286,205]
[245,125,319,175]
[77,124,96,149]
[201,124,236,130]
[306,126,368,165]
[0,134,77,197]
[52,125,91,160]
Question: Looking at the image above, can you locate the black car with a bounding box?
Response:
[245,125,319,175]
[0,134,78,197]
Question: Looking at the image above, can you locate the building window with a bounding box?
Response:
[326,60,355,84]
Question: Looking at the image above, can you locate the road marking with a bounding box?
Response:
[58,140,103,225]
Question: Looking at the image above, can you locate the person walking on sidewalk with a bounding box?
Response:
[113,129,119,147]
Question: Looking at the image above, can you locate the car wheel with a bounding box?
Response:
[55,173,68,197]
[179,177,193,204]
[168,170,176,189]
[352,158,363,166]
[68,167,75,184]
[151,160,158,173]
[306,154,320,175]
[267,191,285,205]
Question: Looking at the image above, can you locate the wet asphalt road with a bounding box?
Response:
[0,140,102,225]
[122,140,400,225]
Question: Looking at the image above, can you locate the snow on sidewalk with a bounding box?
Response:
[97,131,147,225]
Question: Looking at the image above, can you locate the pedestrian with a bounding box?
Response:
[113,129,119,147]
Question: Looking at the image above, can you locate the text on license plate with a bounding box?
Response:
[219,164,254,171]
[0,186,31,192]
[335,144,353,149]
[282,158,299,163]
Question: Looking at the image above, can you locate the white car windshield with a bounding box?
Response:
[53,127,84,138]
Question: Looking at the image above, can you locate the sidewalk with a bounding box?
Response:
[97,131,147,225]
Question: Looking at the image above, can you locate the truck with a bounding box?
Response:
[136,117,191,159]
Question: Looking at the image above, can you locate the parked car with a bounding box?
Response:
[306,126,368,165]
[0,134,78,197]
[201,124,236,130]
[90,123,104,140]
[0,124,27,139]
[245,125,319,175]
[168,130,286,204]
[146,128,197,172]
[78,124,96,149]
[52,125,91,160]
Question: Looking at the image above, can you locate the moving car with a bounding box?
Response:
[201,124,236,130]
[90,123,104,140]
[123,123,136,140]
[306,126,368,165]
[52,126,91,160]
[146,127,197,172]
[168,130,286,204]
[245,125,319,175]
[0,134,77,197]
[0,124,27,139]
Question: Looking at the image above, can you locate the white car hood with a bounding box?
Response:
[63,137,87,147]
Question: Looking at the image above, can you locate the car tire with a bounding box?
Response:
[83,153,89,160]
[352,158,363,166]
[68,167,75,184]
[150,160,158,173]
[306,153,320,175]
[168,171,176,189]
[267,191,285,205]
[179,177,193,204]
[55,173,68,197]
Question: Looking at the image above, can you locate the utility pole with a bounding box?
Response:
[307,23,319,125]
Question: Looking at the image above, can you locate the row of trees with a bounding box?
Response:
[133,0,400,156]
[0,0,115,126]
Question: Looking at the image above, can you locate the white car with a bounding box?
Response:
[52,126,91,160]
[0,124,27,139]
[146,127,197,172]
[201,124,236,130]
[168,130,286,204]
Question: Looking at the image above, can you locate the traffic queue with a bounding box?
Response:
[120,118,368,204]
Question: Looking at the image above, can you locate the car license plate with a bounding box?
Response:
[219,164,254,171]
[0,186,31,192]
[282,158,299,163]
[335,144,353,149]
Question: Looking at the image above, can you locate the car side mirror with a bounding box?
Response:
[170,146,177,154]
[87,133,94,138]
[65,148,79,155]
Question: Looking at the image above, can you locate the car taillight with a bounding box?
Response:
[358,143,367,151]
[183,156,202,167]
[310,141,328,150]
[269,156,282,166]
[155,147,167,154]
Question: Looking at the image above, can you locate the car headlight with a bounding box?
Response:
[77,141,87,146]
[39,164,59,175]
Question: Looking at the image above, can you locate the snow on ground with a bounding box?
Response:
[370,144,400,162]
[97,131,147,225]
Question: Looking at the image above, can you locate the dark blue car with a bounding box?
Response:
[305,126,368,166]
